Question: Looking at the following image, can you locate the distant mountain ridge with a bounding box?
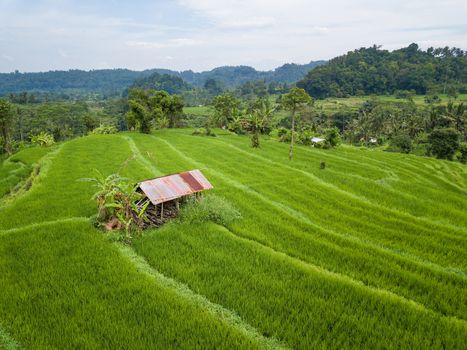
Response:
[170,61,326,87]
[0,61,325,95]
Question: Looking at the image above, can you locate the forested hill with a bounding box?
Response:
[0,69,152,95]
[0,61,325,95]
[130,72,194,94]
[297,43,466,98]
[177,61,326,87]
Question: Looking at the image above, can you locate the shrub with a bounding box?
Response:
[179,195,241,227]
[277,127,289,141]
[297,130,314,146]
[313,141,325,149]
[446,86,458,99]
[191,128,203,135]
[395,90,415,100]
[91,125,118,135]
[424,95,441,104]
[388,134,413,154]
[428,128,460,160]
[227,118,245,135]
[30,132,55,147]
[276,127,292,143]
[192,128,216,137]
[458,143,467,164]
[324,127,341,148]
[156,116,170,129]
[4,139,26,154]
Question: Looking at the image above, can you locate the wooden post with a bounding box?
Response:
[160,202,164,220]
[176,199,180,211]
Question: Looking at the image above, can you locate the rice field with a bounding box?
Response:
[0,130,466,349]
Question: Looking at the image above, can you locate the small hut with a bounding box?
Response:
[136,169,213,227]
[311,137,325,146]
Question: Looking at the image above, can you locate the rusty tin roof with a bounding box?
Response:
[138,169,213,205]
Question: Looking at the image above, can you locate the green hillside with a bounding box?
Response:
[0,130,466,349]
[298,44,466,98]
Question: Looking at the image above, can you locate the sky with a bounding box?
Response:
[0,0,466,73]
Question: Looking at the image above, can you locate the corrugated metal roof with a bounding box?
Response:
[139,169,213,205]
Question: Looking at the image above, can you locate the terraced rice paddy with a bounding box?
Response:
[0,130,466,349]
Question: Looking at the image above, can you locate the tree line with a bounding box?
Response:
[0,61,324,98]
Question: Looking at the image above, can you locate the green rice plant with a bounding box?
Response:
[128,131,467,320]
[1,129,466,349]
[134,222,467,349]
[0,221,263,349]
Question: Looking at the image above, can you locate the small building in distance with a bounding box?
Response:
[137,169,213,227]
[311,137,325,146]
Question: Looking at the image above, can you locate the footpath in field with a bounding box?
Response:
[0,131,466,349]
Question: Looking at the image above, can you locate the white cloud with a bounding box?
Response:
[1,54,14,62]
[126,38,202,49]
[58,49,68,58]
[218,17,275,29]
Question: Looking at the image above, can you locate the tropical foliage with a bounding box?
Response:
[81,170,149,240]
[91,124,118,134]
[30,131,55,147]
[126,89,184,133]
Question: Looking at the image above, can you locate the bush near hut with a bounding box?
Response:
[297,129,314,146]
[179,195,241,226]
[324,127,341,148]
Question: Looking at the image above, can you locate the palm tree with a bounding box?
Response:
[242,98,275,148]
[444,102,466,140]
